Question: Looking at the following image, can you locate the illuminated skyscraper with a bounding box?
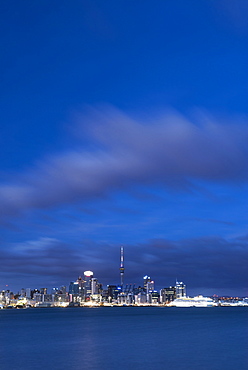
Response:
[175,281,186,298]
[69,282,79,295]
[77,276,84,294]
[143,276,154,292]
[84,271,94,297]
[143,275,150,290]
[91,278,99,295]
[160,287,176,303]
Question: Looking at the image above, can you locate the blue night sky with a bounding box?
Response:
[0,0,248,296]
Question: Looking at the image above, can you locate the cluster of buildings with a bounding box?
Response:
[0,270,186,308]
[67,272,187,306]
[0,248,247,308]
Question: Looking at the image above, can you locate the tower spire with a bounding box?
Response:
[120,246,124,290]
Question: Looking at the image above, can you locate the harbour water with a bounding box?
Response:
[0,307,247,370]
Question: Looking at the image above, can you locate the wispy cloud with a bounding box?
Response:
[0,107,247,218]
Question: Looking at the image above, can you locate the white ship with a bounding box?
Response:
[167,295,217,307]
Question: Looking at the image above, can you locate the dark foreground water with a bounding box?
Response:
[0,307,247,370]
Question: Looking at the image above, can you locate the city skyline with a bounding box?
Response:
[1,243,246,297]
[0,1,248,296]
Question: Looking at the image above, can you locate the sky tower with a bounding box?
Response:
[120,246,124,289]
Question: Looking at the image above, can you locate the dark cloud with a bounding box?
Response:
[1,235,248,296]
[0,107,248,218]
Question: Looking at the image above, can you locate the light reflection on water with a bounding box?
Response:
[0,307,247,370]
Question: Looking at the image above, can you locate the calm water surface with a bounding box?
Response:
[0,307,247,370]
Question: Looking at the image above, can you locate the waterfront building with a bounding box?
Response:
[84,271,94,298]
[91,278,99,295]
[107,285,117,301]
[33,293,43,303]
[133,285,145,296]
[68,281,80,303]
[20,288,26,297]
[69,282,79,295]
[76,276,84,293]
[108,285,122,303]
[175,281,186,298]
[54,293,69,303]
[135,291,147,305]
[146,280,155,293]
[145,279,155,303]
[143,275,151,291]
[43,294,53,302]
[31,289,40,299]
[25,288,31,298]
[0,291,6,304]
[160,286,176,304]
[117,291,134,305]
[60,286,67,294]
[151,291,160,304]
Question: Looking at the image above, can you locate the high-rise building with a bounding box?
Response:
[69,282,79,295]
[151,291,160,304]
[31,289,40,299]
[77,276,85,295]
[43,294,53,302]
[160,287,176,303]
[107,285,120,302]
[20,288,26,297]
[175,281,186,298]
[25,288,31,299]
[143,276,152,291]
[91,278,99,295]
[143,276,155,303]
[84,271,94,298]
[60,286,67,294]
[146,280,155,293]
[135,291,147,304]
[33,293,43,303]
